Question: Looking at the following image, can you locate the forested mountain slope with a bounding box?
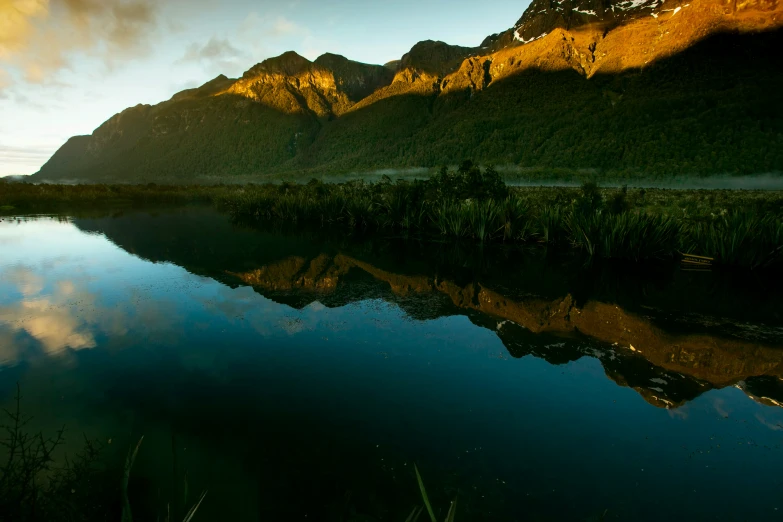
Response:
[34,0,783,182]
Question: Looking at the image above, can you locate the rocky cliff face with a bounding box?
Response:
[512,0,665,44]
[510,0,780,44]
[227,51,395,118]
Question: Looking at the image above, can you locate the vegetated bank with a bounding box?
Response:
[2,164,782,269]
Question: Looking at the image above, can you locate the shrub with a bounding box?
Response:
[568,210,682,260]
[683,211,783,268]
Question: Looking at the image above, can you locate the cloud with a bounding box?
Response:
[755,412,783,431]
[181,36,243,63]
[0,144,57,170]
[240,13,309,39]
[0,264,132,364]
[0,0,160,84]
[713,397,730,418]
[0,67,11,96]
[237,13,329,62]
[0,0,49,59]
[14,297,98,351]
[1,264,44,295]
[0,267,97,356]
[270,16,303,37]
[177,35,250,77]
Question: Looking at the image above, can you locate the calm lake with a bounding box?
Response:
[1,208,782,521]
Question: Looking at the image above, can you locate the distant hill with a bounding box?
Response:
[33,0,783,183]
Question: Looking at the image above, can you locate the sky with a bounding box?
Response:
[0,0,528,176]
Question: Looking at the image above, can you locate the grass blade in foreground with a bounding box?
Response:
[405,505,424,522]
[121,436,144,522]
[414,464,437,522]
[182,490,208,522]
[445,497,458,522]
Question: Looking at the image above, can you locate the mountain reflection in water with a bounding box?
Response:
[1,209,782,522]
[72,208,783,410]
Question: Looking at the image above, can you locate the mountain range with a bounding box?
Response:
[34,0,783,183]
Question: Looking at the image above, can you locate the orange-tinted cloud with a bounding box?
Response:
[0,0,49,58]
[0,0,159,83]
[0,67,11,96]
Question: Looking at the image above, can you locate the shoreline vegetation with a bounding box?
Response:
[2,163,782,268]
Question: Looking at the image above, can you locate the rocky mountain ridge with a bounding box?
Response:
[33,0,783,182]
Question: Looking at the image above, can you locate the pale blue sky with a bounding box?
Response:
[0,0,528,176]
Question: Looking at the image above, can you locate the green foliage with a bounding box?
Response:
[216,180,782,266]
[568,210,682,260]
[498,196,534,242]
[429,162,508,201]
[413,464,457,522]
[539,205,567,245]
[577,181,603,215]
[683,211,783,269]
[607,186,631,215]
[468,199,501,242]
[2,178,781,267]
[121,437,144,522]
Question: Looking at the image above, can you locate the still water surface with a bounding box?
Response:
[1,209,782,521]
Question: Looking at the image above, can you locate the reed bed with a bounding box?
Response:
[2,168,781,268]
[215,179,781,268]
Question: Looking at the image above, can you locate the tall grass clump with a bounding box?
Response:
[539,205,567,245]
[406,464,457,522]
[684,211,783,268]
[498,196,534,242]
[431,200,468,238]
[468,199,502,242]
[568,210,682,260]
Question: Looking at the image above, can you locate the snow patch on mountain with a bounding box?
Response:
[514,29,549,44]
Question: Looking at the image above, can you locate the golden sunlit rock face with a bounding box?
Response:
[229,253,783,407]
[445,0,783,87]
[219,51,396,118]
[211,0,783,110]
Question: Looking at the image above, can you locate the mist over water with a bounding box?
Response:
[15,166,783,190]
[506,173,783,190]
[309,170,783,190]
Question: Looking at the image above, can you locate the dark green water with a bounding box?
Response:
[1,209,782,521]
